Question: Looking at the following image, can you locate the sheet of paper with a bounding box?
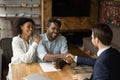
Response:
[23,73,51,80]
[39,63,61,72]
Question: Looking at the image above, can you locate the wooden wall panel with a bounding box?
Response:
[44,0,52,31]
[44,0,98,31]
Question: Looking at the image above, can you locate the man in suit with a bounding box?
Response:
[72,23,120,80]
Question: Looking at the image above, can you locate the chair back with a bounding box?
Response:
[0,38,13,69]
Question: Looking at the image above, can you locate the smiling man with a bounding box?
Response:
[37,17,69,62]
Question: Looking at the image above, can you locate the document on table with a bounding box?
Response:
[39,63,61,72]
[23,73,51,80]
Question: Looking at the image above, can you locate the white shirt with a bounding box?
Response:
[11,35,38,63]
[37,33,68,61]
[97,46,111,56]
[7,35,38,80]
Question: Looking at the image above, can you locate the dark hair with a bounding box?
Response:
[47,17,61,28]
[92,23,113,45]
[13,17,35,36]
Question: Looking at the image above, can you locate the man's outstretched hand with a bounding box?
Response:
[64,54,77,67]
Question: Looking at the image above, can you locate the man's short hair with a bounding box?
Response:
[92,23,113,45]
[47,17,61,28]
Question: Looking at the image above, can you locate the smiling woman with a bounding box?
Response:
[6,17,41,80]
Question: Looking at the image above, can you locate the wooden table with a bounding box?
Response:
[12,63,75,80]
[11,45,92,80]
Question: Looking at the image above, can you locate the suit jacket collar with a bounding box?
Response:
[98,47,113,58]
[97,46,111,56]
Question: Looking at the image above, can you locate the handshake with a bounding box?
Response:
[52,54,77,69]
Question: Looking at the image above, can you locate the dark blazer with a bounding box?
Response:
[77,56,96,66]
[85,47,120,80]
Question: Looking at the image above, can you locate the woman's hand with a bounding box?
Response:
[33,35,41,43]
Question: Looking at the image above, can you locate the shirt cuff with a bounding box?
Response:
[31,42,38,48]
[74,56,78,63]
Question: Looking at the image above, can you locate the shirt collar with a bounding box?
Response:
[44,33,49,41]
[18,34,32,43]
[44,33,58,42]
[97,46,111,56]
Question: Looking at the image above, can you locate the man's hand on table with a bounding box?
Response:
[52,58,67,69]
